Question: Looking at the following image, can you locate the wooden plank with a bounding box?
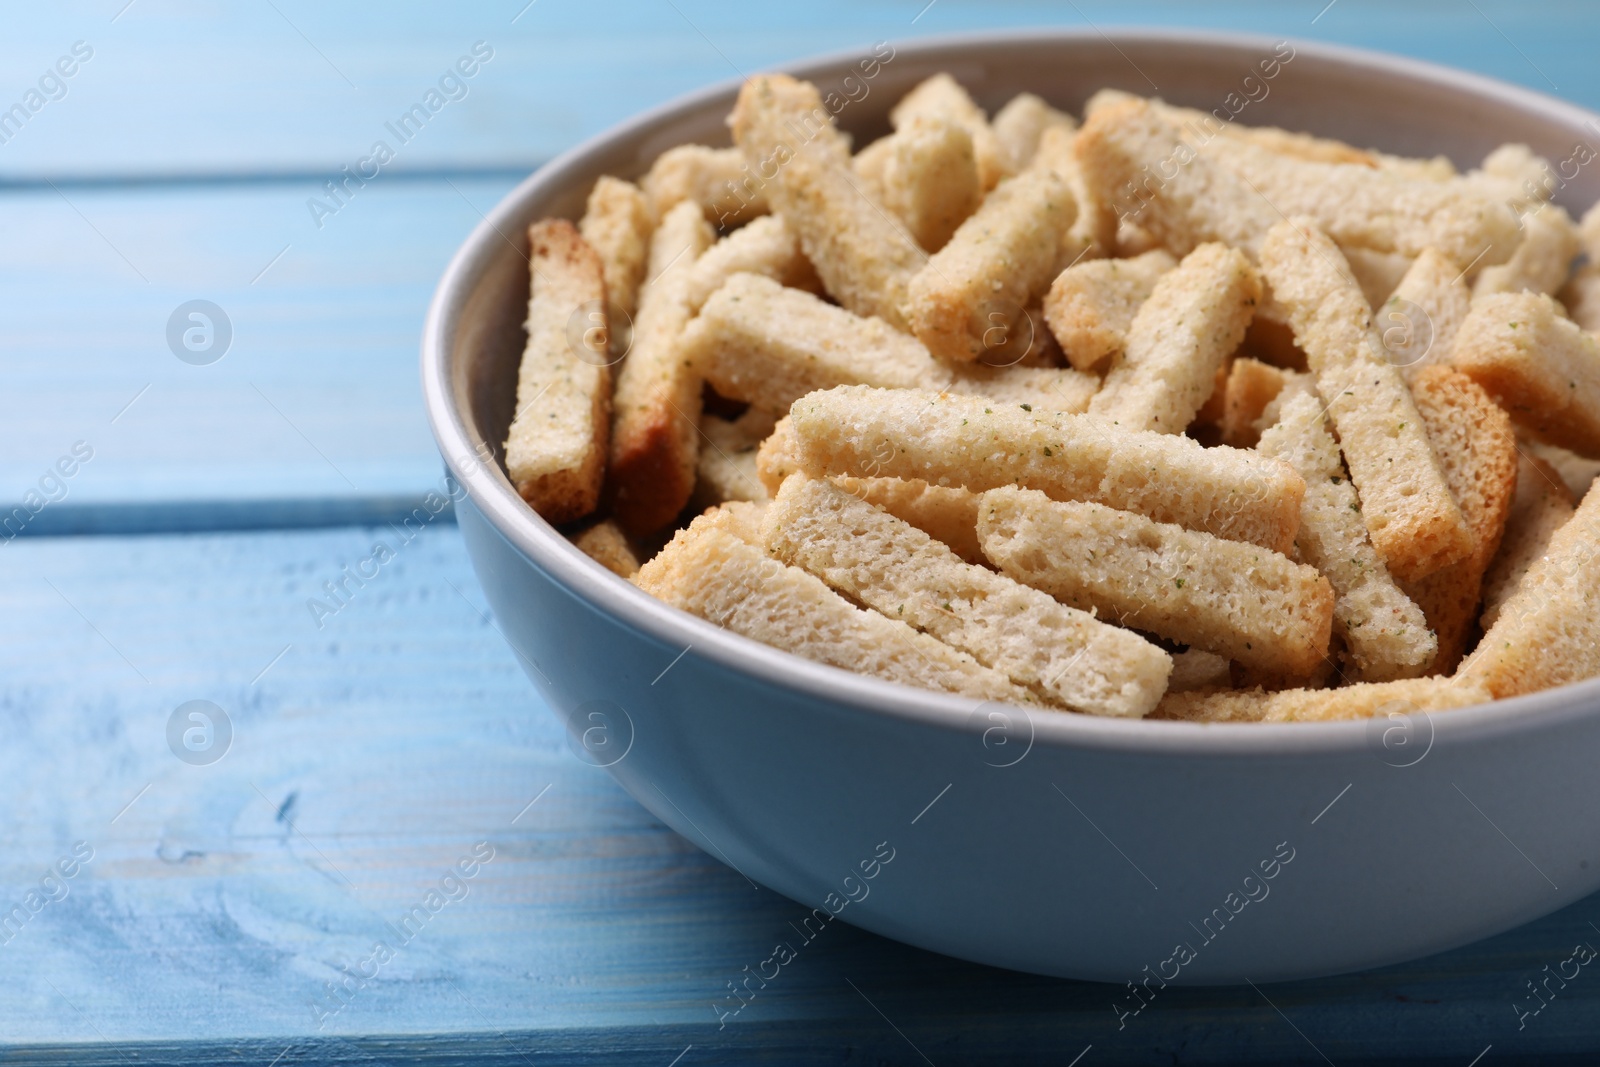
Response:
[4,524,1600,1062]
[0,177,517,511]
[0,2,1596,179]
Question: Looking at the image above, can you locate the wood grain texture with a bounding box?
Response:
[5,526,1600,1063]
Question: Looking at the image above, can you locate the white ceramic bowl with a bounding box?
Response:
[422,28,1600,984]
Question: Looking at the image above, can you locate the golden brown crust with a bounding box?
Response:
[570,519,642,578]
[1219,357,1288,448]
[1042,249,1176,372]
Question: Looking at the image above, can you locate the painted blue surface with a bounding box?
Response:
[6,2,1600,1062]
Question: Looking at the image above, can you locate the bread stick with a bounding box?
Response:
[579,177,652,351]
[1460,484,1600,698]
[1387,248,1471,379]
[690,408,776,511]
[1043,249,1177,372]
[505,219,611,523]
[1473,206,1579,297]
[730,74,924,329]
[765,476,1172,716]
[1084,90,1377,166]
[1088,243,1262,433]
[570,519,641,578]
[906,162,1077,363]
[643,144,767,227]
[1260,219,1472,582]
[1256,390,1436,681]
[1153,677,1489,723]
[993,92,1075,173]
[1452,292,1600,458]
[635,512,1036,704]
[1168,649,1232,692]
[1480,454,1576,631]
[683,215,820,312]
[978,486,1333,676]
[856,115,982,253]
[608,200,715,533]
[788,385,1305,552]
[1219,357,1289,448]
[891,73,1009,190]
[1397,366,1518,671]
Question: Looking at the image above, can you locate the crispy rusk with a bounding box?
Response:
[992,92,1075,173]
[1460,484,1600,698]
[642,144,767,227]
[579,176,652,348]
[788,385,1304,552]
[1260,220,1472,582]
[570,519,641,578]
[1256,390,1436,681]
[1153,677,1489,723]
[683,214,820,312]
[766,476,1172,717]
[891,73,1009,190]
[1397,367,1518,672]
[690,407,776,511]
[1083,89,1377,166]
[1088,243,1261,433]
[505,219,611,523]
[729,74,924,329]
[1481,455,1576,631]
[608,201,715,534]
[856,116,983,253]
[978,486,1332,676]
[635,512,1036,704]
[1452,292,1600,458]
[1043,249,1176,372]
[1386,248,1471,378]
[1168,649,1232,692]
[905,162,1077,363]
[1474,205,1580,297]
[1075,98,1280,259]
[1219,357,1289,448]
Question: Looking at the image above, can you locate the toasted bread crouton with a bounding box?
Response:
[1042,249,1177,372]
[730,75,924,330]
[1088,243,1262,433]
[642,144,766,228]
[1387,248,1472,378]
[1398,367,1519,671]
[683,215,820,312]
[1260,220,1472,582]
[690,408,776,511]
[977,486,1333,676]
[693,498,768,545]
[855,116,982,253]
[1075,98,1280,259]
[1168,649,1232,692]
[1474,206,1580,297]
[1215,141,1521,268]
[635,512,1034,703]
[686,273,947,409]
[1256,390,1436,681]
[1152,677,1490,723]
[1342,246,1413,310]
[1481,454,1577,631]
[950,363,1100,413]
[1032,125,1117,269]
[579,177,652,350]
[756,413,802,494]
[891,73,1009,191]
[1459,484,1600,698]
[1452,292,1600,458]
[608,201,715,534]
[505,219,611,523]
[1557,201,1600,329]
[1220,357,1289,448]
[993,92,1075,173]
[906,163,1078,363]
[1084,90,1378,167]
[765,476,1172,716]
[570,519,641,578]
[788,386,1305,552]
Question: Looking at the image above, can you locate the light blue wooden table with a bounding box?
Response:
[7,2,1600,1063]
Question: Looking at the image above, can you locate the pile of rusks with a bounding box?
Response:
[501,70,1600,723]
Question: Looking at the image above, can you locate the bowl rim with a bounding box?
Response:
[422,25,1600,758]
